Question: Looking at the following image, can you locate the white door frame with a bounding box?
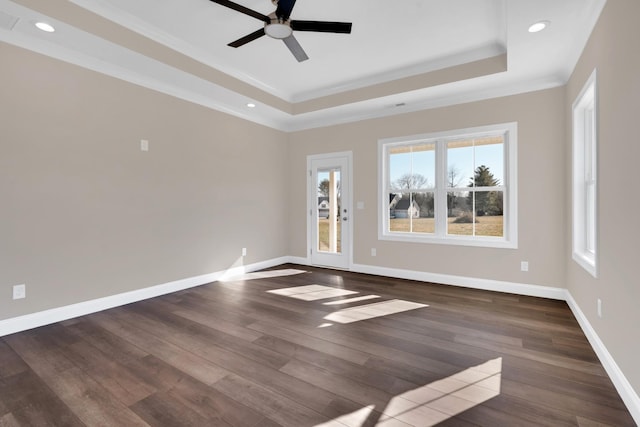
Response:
[307,151,353,270]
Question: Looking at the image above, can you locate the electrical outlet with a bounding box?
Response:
[520,261,529,272]
[242,247,247,257]
[13,284,26,300]
[371,248,377,257]
[140,139,149,151]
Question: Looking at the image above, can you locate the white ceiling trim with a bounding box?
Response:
[291,42,506,103]
[0,17,571,133]
[0,1,290,129]
[285,74,566,132]
[69,0,291,101]
[0,0,608,133]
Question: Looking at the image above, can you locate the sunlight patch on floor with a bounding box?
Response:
[268,284,358,301]
[313,358,502,427]
[267,285,428,327]
[323,295,381,305]
[324,300,428,324]
[380,357,502,426]
[313,405,376,427]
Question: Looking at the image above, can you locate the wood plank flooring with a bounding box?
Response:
[0,264,635,426]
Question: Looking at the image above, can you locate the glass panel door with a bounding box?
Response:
[308,153,351,269]
[317,167,341,254]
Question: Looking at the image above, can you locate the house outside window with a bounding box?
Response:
[379,123,518,248]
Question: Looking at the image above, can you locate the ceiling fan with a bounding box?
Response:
[209,0,352,62]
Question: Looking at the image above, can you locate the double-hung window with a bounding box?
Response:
[379,123,517,248]
[572,70,598,277]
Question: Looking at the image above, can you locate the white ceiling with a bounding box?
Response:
[0,0,606,131]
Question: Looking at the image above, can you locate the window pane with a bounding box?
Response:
[447,190,469,218]
[448,137,504,189]
[474,191,504,237]
[412,144,436,189]
[389,149,411,190]
[475,191,504,237]
[389,192,410,232]
[392,193,417,219]
[585,107,595,179]
[447,191,504,237]
[474,136,504,186]
[473,189,503,217]
[389,192,435,234]
[412,192,435,234]
[447,192,474,236]
[447,139,474,189]
[388,192,399,232]
[389,144,435,190]
[317,168,341,253]
[586,183,596,253]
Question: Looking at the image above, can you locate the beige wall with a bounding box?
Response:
[289,87,566,288]
[565,0,640,393]
[0,42,289,320]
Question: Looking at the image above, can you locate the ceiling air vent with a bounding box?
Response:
[0,10,19,31]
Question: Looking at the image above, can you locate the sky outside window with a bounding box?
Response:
[389,137,504,188]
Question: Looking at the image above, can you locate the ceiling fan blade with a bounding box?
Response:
[282,35,308,62]
[209,0,270,23]
[228,28,266,47]
[291,20,352,33]
[275,0,297,20]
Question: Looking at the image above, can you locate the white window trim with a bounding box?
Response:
[378,122,518,249]
[572,69,598,277]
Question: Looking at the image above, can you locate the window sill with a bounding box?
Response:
[379,232,517,249]
[573,251,597,278]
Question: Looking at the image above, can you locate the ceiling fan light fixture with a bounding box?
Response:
[264,23,292,39]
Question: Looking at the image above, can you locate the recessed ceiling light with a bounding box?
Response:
[247,103,256,108]
[528,21,550,33]
[35,22,55,33]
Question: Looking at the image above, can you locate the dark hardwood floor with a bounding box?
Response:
[0,264,635,426]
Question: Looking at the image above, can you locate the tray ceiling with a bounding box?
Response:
[0,0,606,130]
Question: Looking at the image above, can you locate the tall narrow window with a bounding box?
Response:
[572,70,598,277]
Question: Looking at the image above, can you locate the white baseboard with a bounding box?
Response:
[285,255,312,266]
[284,258,565,300]
[565,292,640,423]
[0,257,290,338]
[349,263,567,300]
